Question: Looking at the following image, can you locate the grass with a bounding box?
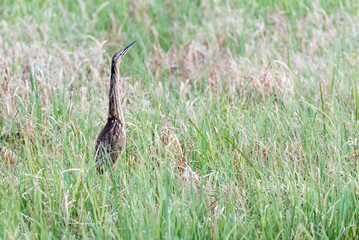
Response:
[1,0,359,239]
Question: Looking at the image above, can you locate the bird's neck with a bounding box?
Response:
[108,64,124,122]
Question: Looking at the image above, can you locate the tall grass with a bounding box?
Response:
[1,0,359,239]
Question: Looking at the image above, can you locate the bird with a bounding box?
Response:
[94,41,136,173]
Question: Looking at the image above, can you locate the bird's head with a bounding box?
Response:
[112,41,136,65]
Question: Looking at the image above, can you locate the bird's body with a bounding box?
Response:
[95,41,135,173]
[95,118,126,172]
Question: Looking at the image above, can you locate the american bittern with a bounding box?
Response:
[95,41,136,173]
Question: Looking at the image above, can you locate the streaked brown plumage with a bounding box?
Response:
[95,41,136,173]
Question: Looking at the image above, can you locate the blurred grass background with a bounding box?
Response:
[1,0,359,239]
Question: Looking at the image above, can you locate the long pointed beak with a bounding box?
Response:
[122,41,136,54]
[113,41,136,62]
[119,41,136,59]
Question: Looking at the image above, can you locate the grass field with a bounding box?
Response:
[1,0,359,239]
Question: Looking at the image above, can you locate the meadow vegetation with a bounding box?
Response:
[1,0,359,238]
